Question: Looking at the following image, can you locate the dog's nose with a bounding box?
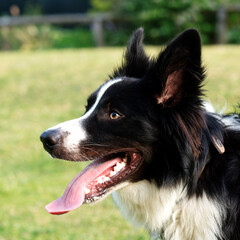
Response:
[40,129,61,148]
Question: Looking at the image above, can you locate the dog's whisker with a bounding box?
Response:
[83,143,110,148]
[80,147,104,158]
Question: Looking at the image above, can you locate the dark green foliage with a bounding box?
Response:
[227,13,240,43]
[228,26,240,43]
[92,0,240,45]
[50,27,94,48]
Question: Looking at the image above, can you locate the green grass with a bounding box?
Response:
[0,45,239,240]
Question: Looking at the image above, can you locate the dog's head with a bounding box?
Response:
[40,28,206,215]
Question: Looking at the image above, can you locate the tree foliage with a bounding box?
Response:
[92,0,240,44]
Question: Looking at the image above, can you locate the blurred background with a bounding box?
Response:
[0,1,239,240]
[0,0,239,50]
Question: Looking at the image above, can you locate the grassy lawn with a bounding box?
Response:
[0,45,239,240]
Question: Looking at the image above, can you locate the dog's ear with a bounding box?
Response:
[145,29,206,158]
[150,29,204,106]
[110,28,150,79]
[125,27,147,65]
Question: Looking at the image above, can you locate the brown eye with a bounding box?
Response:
[110,112,121,120]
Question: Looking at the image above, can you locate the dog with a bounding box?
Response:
[40,28,240,240]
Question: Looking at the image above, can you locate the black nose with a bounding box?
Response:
[40,129,61,149]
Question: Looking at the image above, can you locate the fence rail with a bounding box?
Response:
[0,13,113,47]
[0,6,239,46]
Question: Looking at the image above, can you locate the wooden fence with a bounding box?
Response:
[216,4,240,44]
[0,6,239,46]
[0,13,113,47]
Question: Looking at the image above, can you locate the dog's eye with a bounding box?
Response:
[110,112,121,120]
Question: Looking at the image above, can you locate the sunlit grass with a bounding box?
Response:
[0,45,239,240]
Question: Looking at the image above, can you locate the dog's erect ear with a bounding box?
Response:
[145,29,206,158]
[125,27,146,64]
[150,29,204,106]
[110,28,150,79]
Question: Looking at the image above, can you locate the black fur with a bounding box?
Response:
[41,28,240,239]
[108,28,240,239]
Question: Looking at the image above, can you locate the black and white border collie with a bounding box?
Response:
[40,28,240,240]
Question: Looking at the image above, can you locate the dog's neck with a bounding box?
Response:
[112,180,224,240]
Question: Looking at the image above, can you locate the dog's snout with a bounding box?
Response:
[40,129,61,148]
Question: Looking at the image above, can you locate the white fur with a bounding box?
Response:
[203,101,215,113]
[203,101,227,114]
[82,78,123,120]
[112,180,225,240]
[222,115,240,131]
[47,78,123,149]
[47,118,87,150]
[204,102,240,131]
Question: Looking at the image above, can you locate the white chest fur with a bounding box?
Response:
[112,180,224,240]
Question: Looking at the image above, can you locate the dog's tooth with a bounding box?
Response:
[110,170,117,177]
[114,162,126,172]
[103,176,110,182]
[121,161,126,167]
[97,176,110,184]
[84,187,90,194]
[105,177,110,182]
[94,196,99,201]
[123,157,127,163]
[96,176,104,184]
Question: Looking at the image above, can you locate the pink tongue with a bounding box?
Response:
[45,157,121,215]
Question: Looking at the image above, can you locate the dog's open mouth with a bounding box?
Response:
[45,150,143,215]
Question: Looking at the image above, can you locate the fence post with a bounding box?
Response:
[216,6,227,44]
[1,26,10,50]
[92,16,104,47]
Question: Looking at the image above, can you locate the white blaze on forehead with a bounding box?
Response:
[82,78,123,120]
[47,78,123,149]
